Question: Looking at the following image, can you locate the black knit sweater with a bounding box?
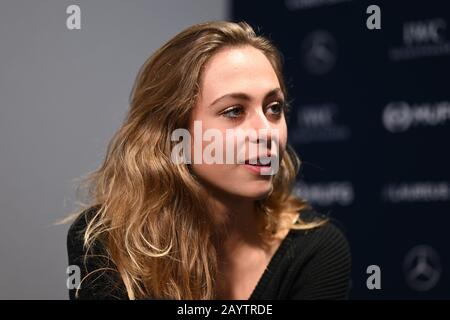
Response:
[67,207,351,300]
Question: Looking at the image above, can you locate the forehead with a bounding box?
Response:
[199,46,281,103]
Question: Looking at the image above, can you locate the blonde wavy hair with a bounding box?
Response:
[68,20,327,300]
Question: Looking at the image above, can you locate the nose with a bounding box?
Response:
[246,109,275,149]
[248,108,271,130]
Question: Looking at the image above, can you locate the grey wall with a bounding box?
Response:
[0,0,229,299]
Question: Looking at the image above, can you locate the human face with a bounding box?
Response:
[188,45,288,200]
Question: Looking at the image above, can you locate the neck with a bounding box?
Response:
[204,187,264,250]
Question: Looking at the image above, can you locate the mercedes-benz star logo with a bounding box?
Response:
[403,245,442,292]
[301,30,337,75]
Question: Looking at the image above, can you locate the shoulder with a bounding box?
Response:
[293,209,349,244]
[67,205,101,252]
[66,205,127,299]
[305,219,350,252]
[289,210,351,268]
[285,211,352,299]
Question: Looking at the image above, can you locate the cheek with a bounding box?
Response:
[279,124,287,153]
[269,121,287,159]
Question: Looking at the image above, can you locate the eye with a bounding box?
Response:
[266,101,285,117]
[221,105,245,119]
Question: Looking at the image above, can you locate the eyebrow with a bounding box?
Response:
[208,88,284,107]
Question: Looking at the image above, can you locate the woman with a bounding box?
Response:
[67,20,351,300]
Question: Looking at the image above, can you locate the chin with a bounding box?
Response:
[235,182,273,200]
